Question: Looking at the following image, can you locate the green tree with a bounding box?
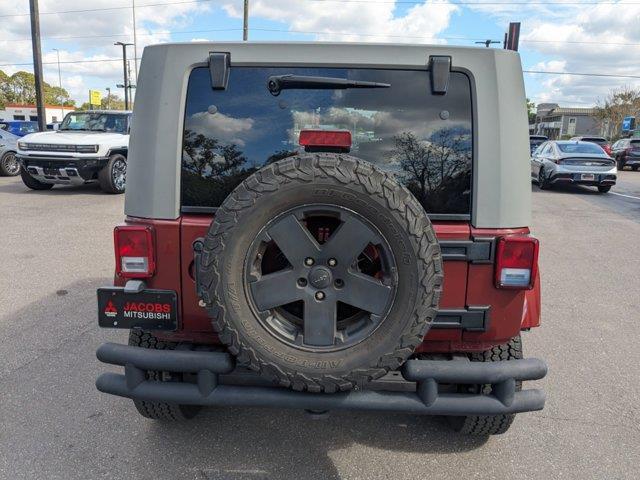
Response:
[595,86,640,140]
[0,69,74,107]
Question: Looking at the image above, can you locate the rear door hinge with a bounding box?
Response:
[209,52,230,90]
[428,56,451,95]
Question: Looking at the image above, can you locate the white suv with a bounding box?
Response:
[17,110,131,193]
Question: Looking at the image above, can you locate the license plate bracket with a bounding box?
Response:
[97,287,178,330]
[580,173,595,181]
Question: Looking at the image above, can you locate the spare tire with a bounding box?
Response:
[197,153,442,393]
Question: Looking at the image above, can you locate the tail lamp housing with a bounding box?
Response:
[114,225,155,278]
[495,236,539,290]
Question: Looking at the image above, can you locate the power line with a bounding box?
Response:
[4,23,640,48]
[2,0,640,18]
[524,70,640,79]
[2,56,640,82]
[3,28,243,43]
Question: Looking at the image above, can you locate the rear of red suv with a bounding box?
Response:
[95,42,546,436]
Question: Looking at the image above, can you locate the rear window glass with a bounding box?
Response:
[557,143,604,154]
[181,67,473,216]
[582,138,606,145]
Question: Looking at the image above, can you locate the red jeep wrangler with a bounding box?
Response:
[96,42,546,435]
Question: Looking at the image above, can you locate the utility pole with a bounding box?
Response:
[106,87,111,110]
[29,0,46,131]
[114,42,133,110]
[52,49,64,121]
[132,0,138,86]
[243,0,249,41]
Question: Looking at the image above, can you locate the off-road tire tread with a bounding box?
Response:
[128,329,201,420]
[198,153,443,393]
[452,336,523,435]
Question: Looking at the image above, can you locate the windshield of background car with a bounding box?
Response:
[19,122,38,134]
[582,138,607,145]
[60,113,128,134]
[529,139,545,153]
[181,66,474,217]
[557,142,605,154]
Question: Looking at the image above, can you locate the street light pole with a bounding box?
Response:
[52,48,64,121]
[106,87,111,110]
[114,42,133,110]
[243,0,249,41]
[29,0,46,131]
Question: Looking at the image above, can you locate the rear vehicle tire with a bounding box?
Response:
[128,329,202,420]
[20,168,54,190]
[0,151,20,176]
[632,166,639,171]
[597,185,611,193]
[448,336,523,435]
[98,154,127,194]
[538,167,551,190]
[198,153,443,393]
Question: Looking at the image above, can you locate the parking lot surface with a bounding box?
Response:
[1,172,639,480]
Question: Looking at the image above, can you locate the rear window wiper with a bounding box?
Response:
[267,75,390,96]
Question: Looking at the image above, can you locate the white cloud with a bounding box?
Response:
[0,0,209,104]
[222,0,458,43]
[186,111,254,146]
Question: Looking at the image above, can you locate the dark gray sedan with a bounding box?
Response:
[531,140,616,193]
[0,129,20,176]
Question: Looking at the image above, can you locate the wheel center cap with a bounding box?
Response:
[308,266,332,289]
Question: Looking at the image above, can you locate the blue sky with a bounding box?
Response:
[1,1,639,109]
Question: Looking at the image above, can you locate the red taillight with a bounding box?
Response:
[495,236,539,290]
[299,129,352,149]
[114,225,155,278]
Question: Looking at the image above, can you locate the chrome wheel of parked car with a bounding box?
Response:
[112,158,126,191]
[0,151,20,176]
[98,154,127,194]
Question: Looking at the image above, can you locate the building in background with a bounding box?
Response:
[529,103,605,140]
[0,104,75,124]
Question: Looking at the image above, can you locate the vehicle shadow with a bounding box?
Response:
[139,398,489,479]
[0,178,107,195]
[531,182,603,196]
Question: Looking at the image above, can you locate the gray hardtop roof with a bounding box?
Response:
[125,41,531,228]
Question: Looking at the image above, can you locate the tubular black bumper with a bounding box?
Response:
[96,343,547,416]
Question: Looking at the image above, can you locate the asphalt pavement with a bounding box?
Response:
[1,171,639,480]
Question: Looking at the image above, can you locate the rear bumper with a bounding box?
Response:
[550,172,616,186]
[96,342,547,416]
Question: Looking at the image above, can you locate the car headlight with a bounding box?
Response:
[17,141,27,150]
[76,144,99,153]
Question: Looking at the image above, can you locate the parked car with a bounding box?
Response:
[0,129,20,176]
[0,120,39,137]
[610,137,640,170]
[16,110,131,193]
[531,140,616,192]
[569,136,611,156]
[95,42,547,436]
[529,135,548,154]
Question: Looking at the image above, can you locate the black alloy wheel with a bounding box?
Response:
[245,205,396,351]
